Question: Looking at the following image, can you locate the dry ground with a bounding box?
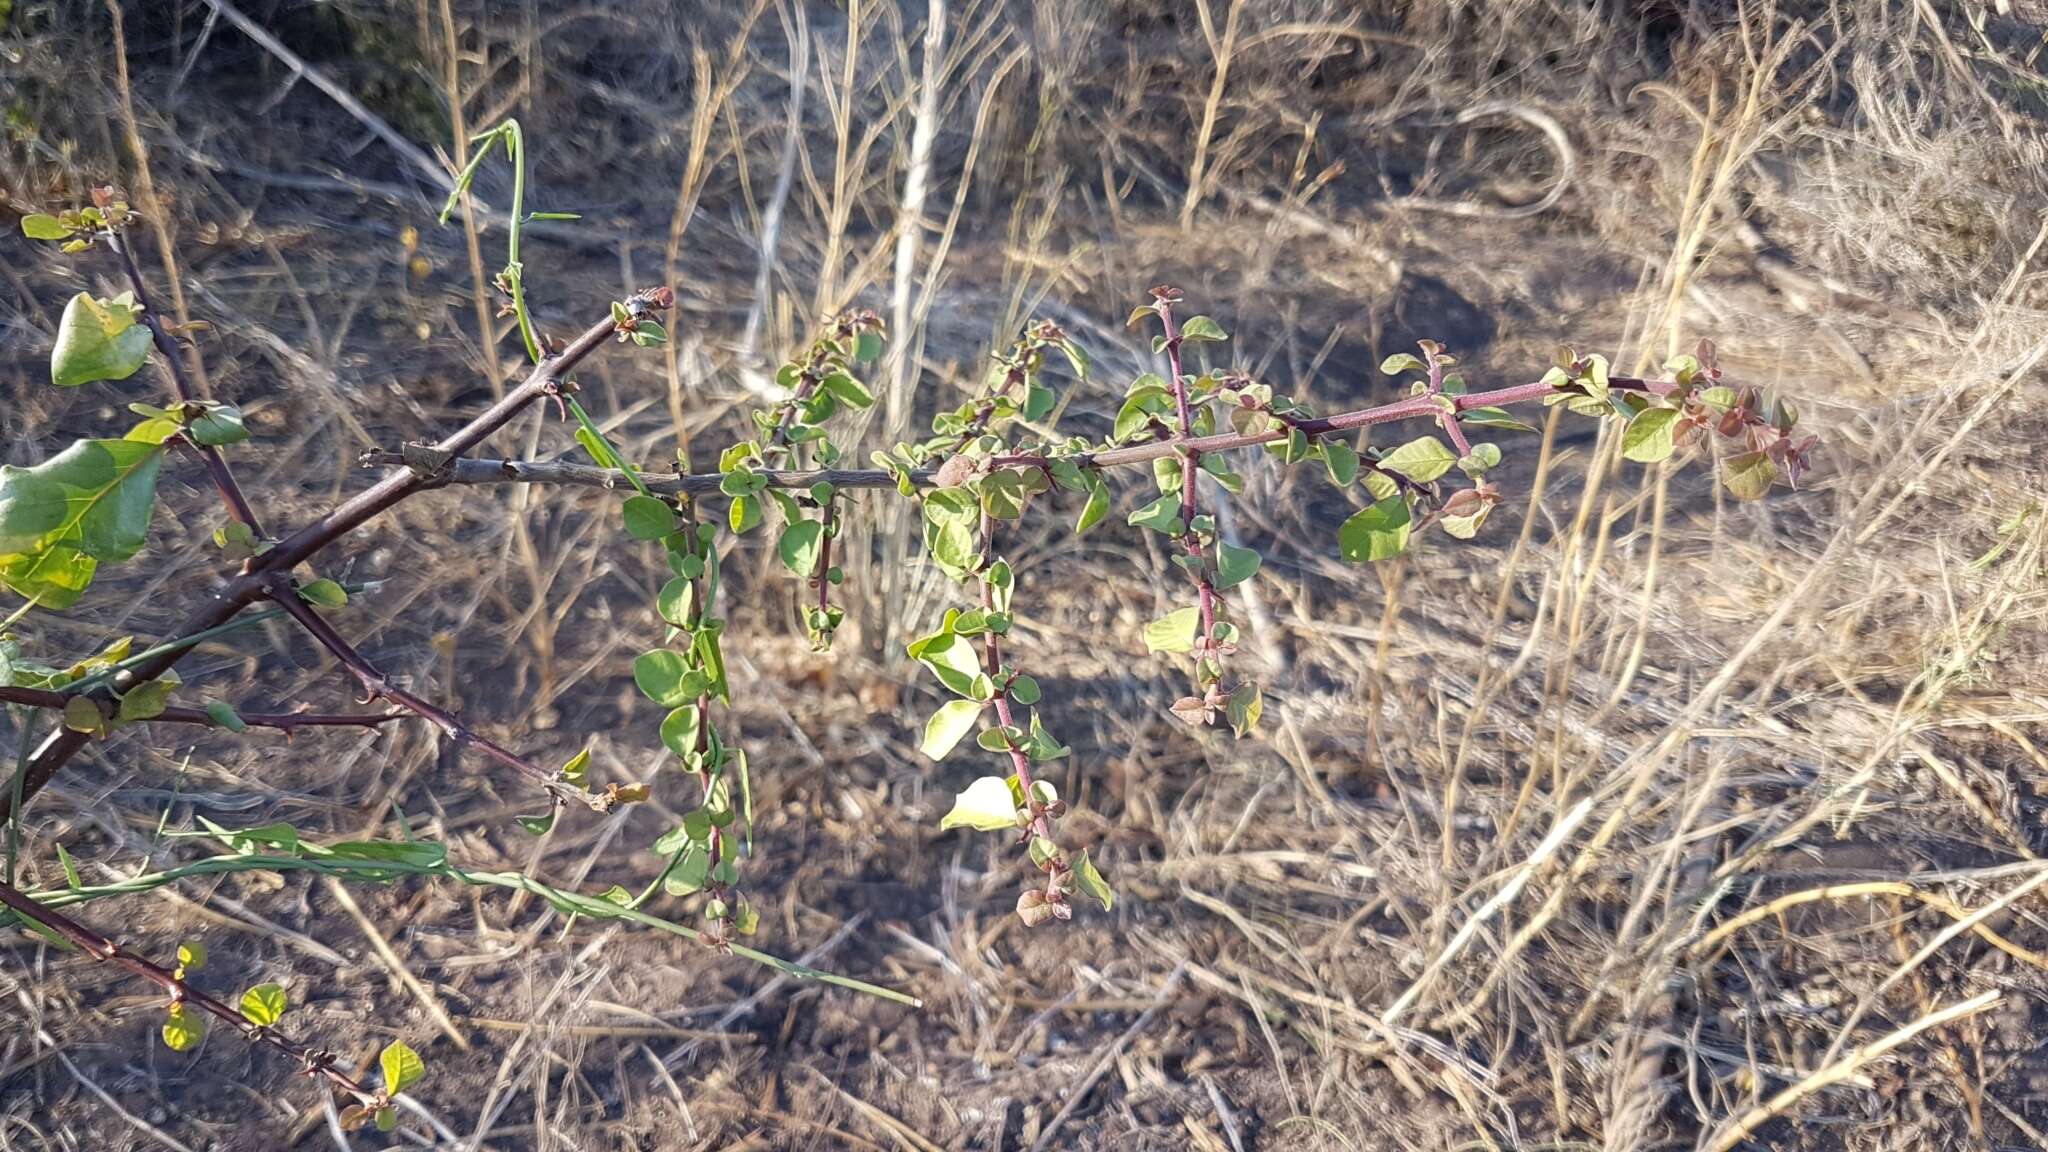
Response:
[4,1,2048,1149]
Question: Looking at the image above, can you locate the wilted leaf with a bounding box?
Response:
[1721,450,1777,500]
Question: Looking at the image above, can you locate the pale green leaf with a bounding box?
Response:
[380,1039,426,1094]
[1143,606,1202,654]
[1622,406,1682,463]
[920,699,983,761]
[939,776,1023,832]
[239,983,288,1027]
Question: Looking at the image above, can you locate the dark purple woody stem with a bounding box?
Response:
[2,294,657,822]
[107,230,266,536]
[265,585,586,808]
[1155,298,1218,648]
[0,685,403,732]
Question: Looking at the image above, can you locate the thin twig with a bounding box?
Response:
[0,878,381,1109]
[0,685,403,733]
[266,587,595,810]
[362,372,1676,497]
[105,231,264,534]
[4,292,659,820]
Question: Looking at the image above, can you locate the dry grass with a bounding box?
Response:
[3,0,2048,1148]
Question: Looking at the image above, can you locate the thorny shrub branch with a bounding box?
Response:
[3,116,1818,1131]
[0,877,405,1129]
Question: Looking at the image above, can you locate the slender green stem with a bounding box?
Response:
[5,711,31,887]
[66,606,289,695]
[11,848,919,1007]
[565,396,652,497]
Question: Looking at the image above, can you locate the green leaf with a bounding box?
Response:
[659,705,702,758]
[559,748,590,789]
[777,519,823,575]
[1024,711,1071,761]
[822,372,874,408]
[239,983,288,1027]
[116,678,174,722]
[855,330,885,362]
[1227,682,1263,737]
[187,404,248,448]
[939,776,1023,832]
[177,941,206,972]
[1460,406,1538,433]
[1621,406,1682,463]
[56,842,81,889]
[51,293,151,388]
[1323,440,1360,486]
[1379,352,1425,376]
[1180,315,1229,343]
[622,495,675,540]
[1377,436,1457,484]
[0,438,165,609]
[1070,850,1115,911]
[199,818,300,855]
[1075,475,1110,536]
[63,696,106,736]
[21,214,71,241]
[1144,606,1202,654]
[380,1039,426,1095]
[161,1005,204,1052]
[1338,496,1412,562]
[516,810,557,836]
[1009,674,1041,705]
[1721,451,1777,500]
[920,699,983,760]
[908,629,981,697]
[376,1107,398,1133]
[978,471,1027,520]
[298,578,348,608]
[634,650,706,708]
[656,576,697,628]
[1457,443,1502,476]
[1128,494,1183,535]
[728,493,761,534]
[1214,542,1261,591]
